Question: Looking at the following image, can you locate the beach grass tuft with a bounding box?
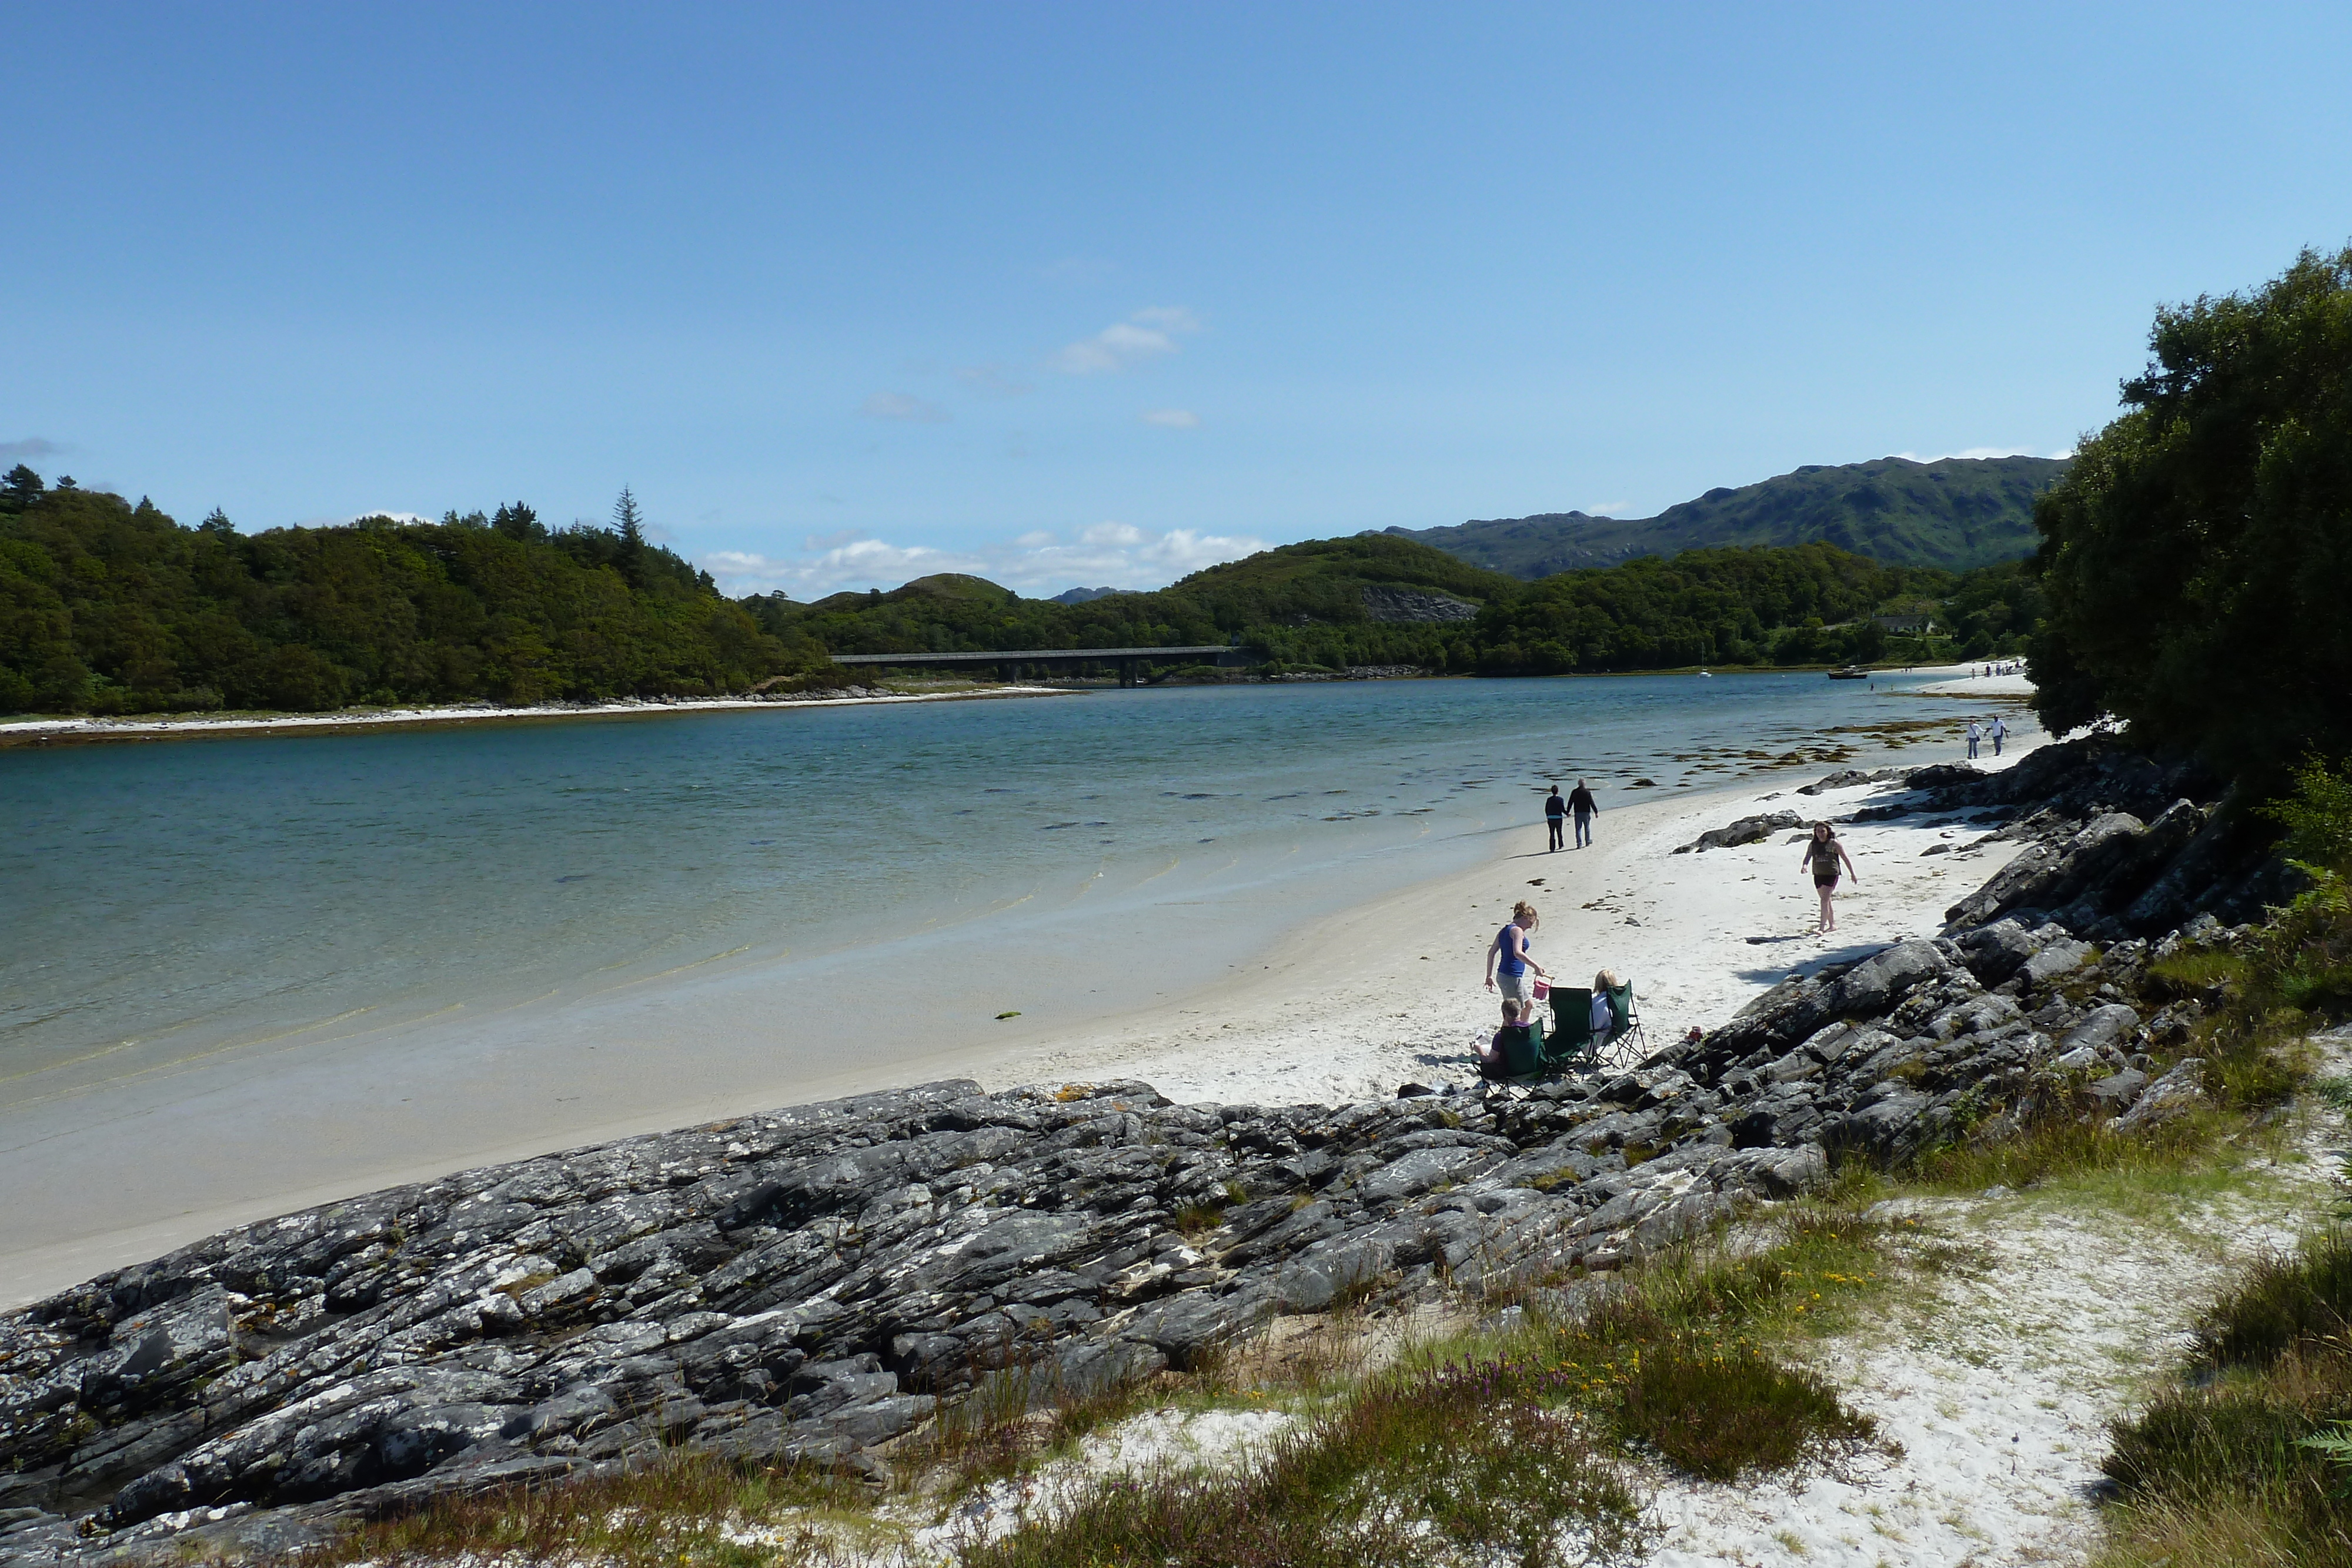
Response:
[280,1452,884,1567]
[2097,1229,2352,1567]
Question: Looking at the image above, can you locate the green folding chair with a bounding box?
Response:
[1540,986,1600,1073]
[1598,983,1649,1070]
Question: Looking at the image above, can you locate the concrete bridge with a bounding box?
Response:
[831,644,1258,687]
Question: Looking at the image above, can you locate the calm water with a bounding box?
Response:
[0,671,2003,1100]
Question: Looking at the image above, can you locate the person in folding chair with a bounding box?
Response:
[1590,968,1648,1068]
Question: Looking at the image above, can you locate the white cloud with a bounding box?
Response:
[1893,446,2073,463]
[702,520,1265,601]
[1051,307,1202,374]
[860,392,950,423]
[1142,408,1200,429]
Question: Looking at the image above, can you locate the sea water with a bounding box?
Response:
[0,671,2013,1111]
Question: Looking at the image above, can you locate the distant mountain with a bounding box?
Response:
[1050,586,1125,605]
[1387,455,2068,576]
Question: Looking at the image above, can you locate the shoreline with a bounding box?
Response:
[0,722,2040,1310]
[0,684,1076,747]
[0,660,2024,747]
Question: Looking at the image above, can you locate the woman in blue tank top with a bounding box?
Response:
[1484,900,1548,1005]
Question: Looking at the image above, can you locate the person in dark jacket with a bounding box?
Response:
[1567,780,1599,848]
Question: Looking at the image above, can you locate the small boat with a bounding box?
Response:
[1828,666,1869,680]
[1697,668,1712,678]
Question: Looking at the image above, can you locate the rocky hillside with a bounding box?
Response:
[0,737,2284,1566]
[1391,455,2068,575]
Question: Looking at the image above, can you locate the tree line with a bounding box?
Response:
[2,470,2047,716]
[0,477,812,715]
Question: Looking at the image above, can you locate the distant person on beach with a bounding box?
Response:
[1992,714,2009,755]
[1568,780,1599,848]
[1484,900,1548,1006]
[1544,784,1566,852]
[1966,719,1983,759]
[1801,823,1859,935]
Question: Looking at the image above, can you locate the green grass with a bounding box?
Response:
[2097,1231,2352,1567]
[1901,1106,2223,1195]
[285,1453,885,1567]
[958,1373,1645,1568]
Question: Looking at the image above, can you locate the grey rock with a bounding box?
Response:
[2114,1059,2210,1133]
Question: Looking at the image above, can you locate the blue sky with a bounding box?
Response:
[7,4,2350,598]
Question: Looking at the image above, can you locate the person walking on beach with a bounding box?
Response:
[1801,823,1859,935]
[1966,719,1983,760]
[1484,901,1548,1008]
[1992,714,2009,756]
[1544,784,1566,852]
[1568,780,1599,848]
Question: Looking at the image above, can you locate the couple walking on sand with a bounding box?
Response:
[1966,716,2009,760]
[1544,780,1599,851]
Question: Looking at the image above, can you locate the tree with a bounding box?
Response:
[199,508,236,536]
[492,501,542,542]
[612,486,647,588]
[2031,246,2352,785]
[1,465,41,511]
[613,487,644,549]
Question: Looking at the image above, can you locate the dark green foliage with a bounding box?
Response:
[2194,1232,2352,1371]
[1394,455,2067,576]
[0,482,804,714]
[1939,559,2043,658]
[1610,1327,1867,1480]
[1465,541,1947,674]
[2032,246,2352,785]
[2103,1232,2352,1564]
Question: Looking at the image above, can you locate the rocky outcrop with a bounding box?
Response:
[0,1071,1852,1563]
[1675,809,1803,853]
[1359,586,1479,623]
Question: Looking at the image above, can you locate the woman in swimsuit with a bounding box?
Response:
[1800,823,1859,935]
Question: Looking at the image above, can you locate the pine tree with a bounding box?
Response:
[613,487,645,549]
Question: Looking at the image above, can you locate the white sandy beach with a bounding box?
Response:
[0,684,1073,743]
[985,743,2043,1106]
[0,710,2036,1310]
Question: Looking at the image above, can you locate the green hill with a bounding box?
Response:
[0,472,807,714]
[1388,454,2068,576]
[746,534,1523,674]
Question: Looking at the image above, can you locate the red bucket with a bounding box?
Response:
[1532,978,1551,1002]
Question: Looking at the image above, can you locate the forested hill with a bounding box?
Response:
[745,534,2036,676]
[1,466,2037,717]
[1389,455,2069,576]
[0,470,814,716]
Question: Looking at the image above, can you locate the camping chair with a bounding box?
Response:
[1598,983,1651,1071]
[1539,987,1601,1073]
[1478,1015,1549,1082]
